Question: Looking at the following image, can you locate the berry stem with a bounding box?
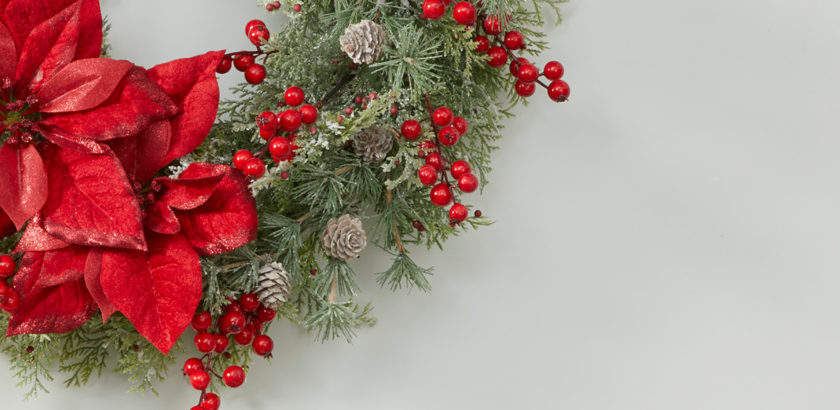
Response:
[222,49,279,59]
[493,38,552,90]
[423,92,459,202]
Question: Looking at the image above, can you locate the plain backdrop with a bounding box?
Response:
[4,0,840,409]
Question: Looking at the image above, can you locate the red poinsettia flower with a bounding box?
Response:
[2,0,258,354]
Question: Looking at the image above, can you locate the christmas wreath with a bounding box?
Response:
[0,0,569,407]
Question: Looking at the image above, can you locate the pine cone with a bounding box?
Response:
[255,262,291,310]
[321,214,367,260]
[339,20,386,65]
[353,125,394,163]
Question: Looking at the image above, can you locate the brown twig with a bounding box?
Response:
[328,276,338,303]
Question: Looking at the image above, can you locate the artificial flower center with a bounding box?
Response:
[0,78,41,145]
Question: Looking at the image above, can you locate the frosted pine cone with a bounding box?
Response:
[321,214,367,260]
[255,262,291,310]
[339,20,386,64]
[353,125,394,163]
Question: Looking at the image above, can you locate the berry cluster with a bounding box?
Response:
[475,14,570,102]
[232,86,319,179]
[215,20,277,85]
[422,0,477,25]
[0,255,19,313]
[182,294,277,410]
[402,99,480,225]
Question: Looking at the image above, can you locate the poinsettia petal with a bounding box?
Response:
[146,51,224,167]
[155,164,227,210]
[12,1,80,96]
[39,124,104,154]
[73,0,102,60]
[0,21,16,80]
[109,119,172,183]
[144,200,181,235]
[35,58,133,113]
[40,67,178,142]
[0,208,14,239]
[100,232,202,354]
[40,144,146,250]
[176,164,257,255]
[83,249,116,321]
[6,250,96,336]
[2,0,81,51]
[0,143,48,229]
[14,216,70,252]
[30,245,88,290]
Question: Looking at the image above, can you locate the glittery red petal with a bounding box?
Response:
[155,163,227,211]
[145,51,224,167]
[14,216,70,252]
[35,58,133,113]
[0,143,48,230]
[144,199,181,235]
[39,144,147,251]
[40,66,178,142]
[83,249,116,321]
[6,250,97,336]
[11,1,81,96]
[2,0,90,54]
[0,21,17,80]
[109,119,172,183]
[175,164,257,256]
[100,232,202,354]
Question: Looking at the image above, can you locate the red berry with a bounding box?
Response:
[515,81,536,97]
[233,54,254,71]
[486,47,507,68]
[223,366,246,388]
[425,152,443,170]
[0,291,19,312]
[452,116,468,135]
[449,203,468,222]
[474,35,490,53]
[293,3,302,12]
[214,334,230,353]
[183,358,203,375]
[284,86,305,106]
[266,3,274,10]
[518,63,539,83]
[256,305,276,322]
[390,105,399,115]
[544,61,565,80]
[242,158,266,178]
[510,57,528,76]
[418,165,438,186]
[248,25,270,46]
[279,109,302,132]
[268,137,292,160]
[190,370,210,390]
[299,104,318,123]
[233,149,253,170]
[191,311,212,332]
[0,255,15,278]
[474,210,482,217]
[273,1,281,6]
[548,79,570,102]
[201,392,221,410]
[240,293,260,312]
[438,126,460,146]
[430,183,453,206]
[280,171,290,179]
[344,106,353,115]
[233,324,255,346]
[452,1,476,25]
[193,333,216,353]
[245,19,266,36]
[220,311,246,334]
[252,334,274,357]
[245,64,267,84]
[458,173,479,193]
[450,160,471,179]
[0,281,9,298]
[259,127,275,140]
[433,107,453,127]
[503,31,524,50]
[422,0,446,19]
[483,15,502,35]
[216,56,232,74]
[256,111,276,131]
[401,119,422,140]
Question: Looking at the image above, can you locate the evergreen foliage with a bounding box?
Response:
[0,0,566,396]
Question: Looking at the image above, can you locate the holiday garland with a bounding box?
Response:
[0,0,569,406]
